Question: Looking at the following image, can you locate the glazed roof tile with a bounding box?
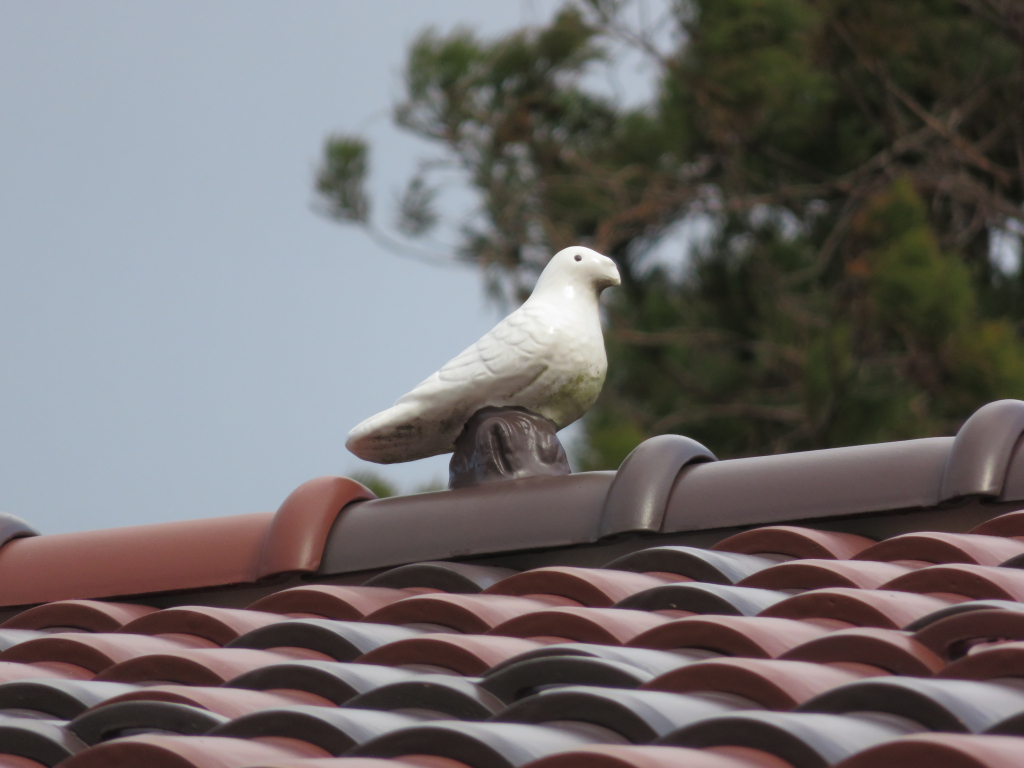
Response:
[6,400,1024,765]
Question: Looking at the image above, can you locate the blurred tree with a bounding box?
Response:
[318,0,1024,468]
[349,470,398,499]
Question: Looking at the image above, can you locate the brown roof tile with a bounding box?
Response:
[711,527,875,560]
[94,683,330,717]
[115,606,290,645]
[225,659,417,704]
[488,607,671,645]
[617,583,787,616]
[880,564,1024,601]
[0,477,372,610]
[658,710,922,768]
[58,734,330,767]
[0,600,157,632]
[522,745,793,768]
[497,685,745,743]
[779,627,944,676]
[347,673,505,720]
[970,511,1024,538]
[643,658,868,709]
[853,533,1024,566]
[760,588,954,629]
[0,660,86,683]
[797,677,1024,733]
[4,400,1024,766]
[364,594,560,633]
[832,733,1024,768]
[227,619,425,661]
[939,641,1024,680]
[247,585,414,620]
[0,633,209,674]
[628,616,829,658]
[914,607,1024,661]
[483,568,670,607]
[605,547,778,585]
[94,648,304,685]
[355,634,543,675]
[0,755,48,768]
[736,560,913,591]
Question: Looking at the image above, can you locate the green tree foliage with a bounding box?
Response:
[318,0,1024,467]
[348,470,398,499]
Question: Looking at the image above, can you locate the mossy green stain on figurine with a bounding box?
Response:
[543,369,606,428]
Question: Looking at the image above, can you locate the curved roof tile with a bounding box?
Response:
[780,627,943,676]
[246,585,413,620]
[832,733,1024,768]
[853,533,1024,566]
[356,634,543,676]
[629,616,830,658]
[521,745,795,768]
[643,658,867,710]
[658,711,922,768]
[484,568,670,607]
[5,399,1024,767]
[57,735,329,768]
[228,619,424,661]
[0,600,157,632]
[737,560,912,591]
[760,588,954,629]
[365,594,559,634]
[116,606,288,645]
[799,677,1024,733]
[881,564,1024,601]
[497,685,744,743]
[488,607,671,646]
[711,527,875,560]
[225,660,417,705]
[604,546,777,585]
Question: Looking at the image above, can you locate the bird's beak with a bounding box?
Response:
[599,259,621,290]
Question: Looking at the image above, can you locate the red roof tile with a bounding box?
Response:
[356,634,543,675]
[736,560,912,591]
[95,648,307,685]
[712,527,875,560]
[522,745,791,768]
[115,606,290,645]
[628,616,829,658]
[488,607,671,645]
[2,400,1024,765]
[0,600,157,632]
[759,588,954,629]
[0,633,209,674]
[833,733,1024,768]
[58,734,330,767]
[643,658,868,709]
[881,564,1024,601]
[854,533,1024,566]
[483,568,669,607]
[779,627,944,676]
[364,594,561,633]
[914,607,1024,661]
[247,585,414,620]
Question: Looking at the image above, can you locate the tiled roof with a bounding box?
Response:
[3,400,1024,766]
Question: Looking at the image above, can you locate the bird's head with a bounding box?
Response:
[534,246,621,300]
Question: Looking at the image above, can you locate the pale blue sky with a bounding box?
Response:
[0,1,589,533]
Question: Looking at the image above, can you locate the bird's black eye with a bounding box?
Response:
[574,254,582,262]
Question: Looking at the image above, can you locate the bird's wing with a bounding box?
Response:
[346,303,557,463]
[398,302,554,404]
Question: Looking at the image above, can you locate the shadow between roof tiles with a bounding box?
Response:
[11,404,1024,766]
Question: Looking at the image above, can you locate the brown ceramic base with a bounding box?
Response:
[448,406,571,489]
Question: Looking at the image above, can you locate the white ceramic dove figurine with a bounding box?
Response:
[346,245,621,464]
